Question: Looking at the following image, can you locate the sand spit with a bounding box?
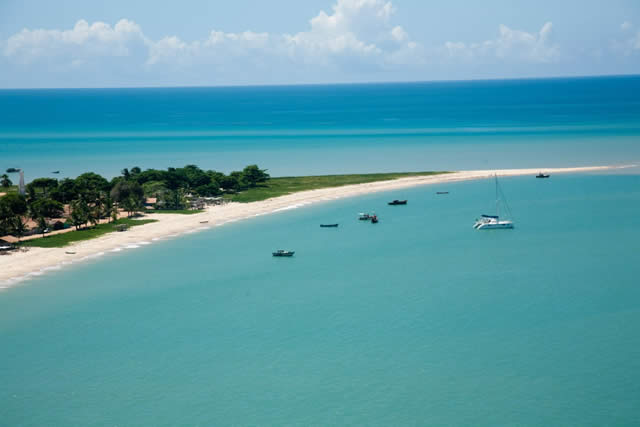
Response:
[0,166,628,286]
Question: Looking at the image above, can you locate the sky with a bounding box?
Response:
[0,0,639,88]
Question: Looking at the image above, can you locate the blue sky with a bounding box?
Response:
[0,0,639,88]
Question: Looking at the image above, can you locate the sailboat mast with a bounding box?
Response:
[495,174,499,219]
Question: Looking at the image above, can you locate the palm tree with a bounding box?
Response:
[0,174,11,188]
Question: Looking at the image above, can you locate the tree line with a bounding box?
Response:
[0,164,269,239]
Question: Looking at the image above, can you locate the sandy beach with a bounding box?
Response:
[0,166,624,286]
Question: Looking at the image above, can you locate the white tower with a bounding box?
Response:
[18,170,25,195]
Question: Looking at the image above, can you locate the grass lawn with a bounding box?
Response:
[19,218,158,248]
[0,185,19,196]
[228,171,449,203]
[145,209,204,215]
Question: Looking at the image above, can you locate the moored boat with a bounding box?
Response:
[358,213,371,220]
[272,250,295,257]
[320,224,339,227]
[473,175,514,230]
[536,172,550,178]
[371,215,379,223]
[388,200,407,205]
[436,191,449,195]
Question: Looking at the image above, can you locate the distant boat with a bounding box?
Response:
[436,191,449,195]
[320,224,339,227]
[5,168,20,173]
[474,175,514,230]
[358,213,372,220]
[536,173,550,178]
[371,215,379,224]
[65,251,76,255]
[199,220,209,224]
[272,250,295,257]
[52,171,60,174]
[388,200,407,205]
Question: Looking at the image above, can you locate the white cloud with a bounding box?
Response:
[611,22,640,55]
[4,19,147,65]
[441,22,559,63]
[143,0,420,70]
[282,0,417,66]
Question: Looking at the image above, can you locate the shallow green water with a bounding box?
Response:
[1,174,639,425]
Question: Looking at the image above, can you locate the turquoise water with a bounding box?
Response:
[2,174,640,425]
[2,76,640,179]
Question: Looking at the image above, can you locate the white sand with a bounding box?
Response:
[0,166,626,287]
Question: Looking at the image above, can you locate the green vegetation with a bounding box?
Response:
[228,171,449,203]
[19,218,157,248]
[1,174,13,188]
[0,185,18,195]
[145,209,204,215]
[0,164,268,239]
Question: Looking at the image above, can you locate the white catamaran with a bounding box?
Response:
[474,175,515,230]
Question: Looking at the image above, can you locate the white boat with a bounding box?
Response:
[474,175,514,230]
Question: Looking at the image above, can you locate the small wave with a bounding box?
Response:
[87,251,106,259]
[27,271,44,277]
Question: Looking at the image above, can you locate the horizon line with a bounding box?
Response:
[1,72,639,91]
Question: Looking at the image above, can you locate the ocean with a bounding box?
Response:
[1,76,640,179]
[1,77,640,425]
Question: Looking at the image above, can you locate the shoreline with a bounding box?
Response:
[0,166,628,287]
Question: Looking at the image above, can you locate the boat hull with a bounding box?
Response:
[474,221,514,230]
[272,251,295,257]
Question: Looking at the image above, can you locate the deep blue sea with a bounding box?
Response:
[1,77,640,425]
[1,76,640,178]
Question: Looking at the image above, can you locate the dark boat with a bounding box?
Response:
[52,171,60,174]
[371,215,379,223]
[536,173,550,178]
[436,191,449,195]
[358,213,371,220]
[272,250,295,257]
[320,224,339,227]
[388,200,407,205]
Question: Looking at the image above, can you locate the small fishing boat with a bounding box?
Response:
[358,213,371,220]
[272,250,295,257]
[320,224,339,227]
[536,173,550,178]
[52,171,60,174]
[436,191,449,195]
[388,200,407,205]
[371,215,379,224]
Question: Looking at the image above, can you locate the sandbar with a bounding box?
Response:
[0,166,628,287]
